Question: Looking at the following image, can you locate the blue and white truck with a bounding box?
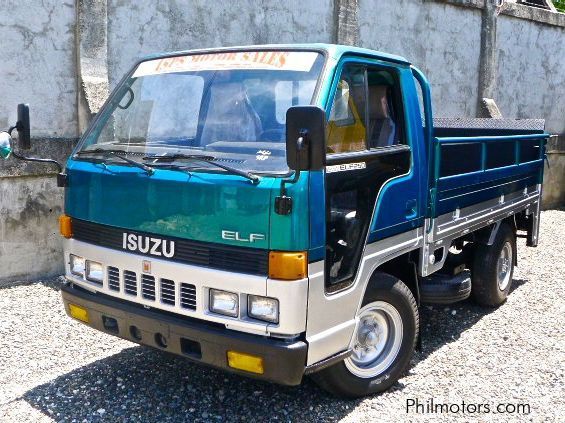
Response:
[1,44,548,397]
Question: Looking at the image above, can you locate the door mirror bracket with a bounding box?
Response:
[2,104,67,187]
[276,106,327,215]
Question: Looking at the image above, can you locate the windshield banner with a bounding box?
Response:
[133,51,319,77]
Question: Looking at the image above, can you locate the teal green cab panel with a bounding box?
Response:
[269,172,310,252]
[65,161,275,249]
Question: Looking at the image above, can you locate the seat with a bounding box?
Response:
[367,85,396,148]
[200,82,262,146]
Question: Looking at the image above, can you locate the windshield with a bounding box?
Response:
[77,50,325,174]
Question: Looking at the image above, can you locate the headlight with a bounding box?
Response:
[209,289,239,317]
[248,295,279,323]
[70,254,85,277]
[85,260,103,283]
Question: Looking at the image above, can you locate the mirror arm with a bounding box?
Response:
[280,169,301,198]
[276,128,311,215]
[5,127,67,186]
[10,150,64,174]
[280,129,308,197]
[275,169,300,216]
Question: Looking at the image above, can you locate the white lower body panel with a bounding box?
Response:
[305,228,424,365]
[64,239,307,337]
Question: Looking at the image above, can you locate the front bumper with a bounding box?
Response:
[61,282,308,385]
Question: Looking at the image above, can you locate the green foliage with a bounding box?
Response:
[554,0,565,13]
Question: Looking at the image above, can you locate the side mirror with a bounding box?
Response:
[16,103,31,150]
[286,106,326,171]
[0,131,12,159]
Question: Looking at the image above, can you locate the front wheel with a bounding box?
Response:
[311,273,419,398]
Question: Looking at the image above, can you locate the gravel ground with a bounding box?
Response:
[0,210,563,422]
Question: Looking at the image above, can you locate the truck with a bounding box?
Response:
[0,44,548,398]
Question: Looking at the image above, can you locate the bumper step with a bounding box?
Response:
[60,282,307,385]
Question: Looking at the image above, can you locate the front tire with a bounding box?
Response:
[311,273,418,398]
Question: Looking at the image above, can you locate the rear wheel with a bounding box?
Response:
[471,222,516,306]
[311,273,418,398]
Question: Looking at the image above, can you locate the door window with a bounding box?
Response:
[327,65,367,154]
[366,69,404,148]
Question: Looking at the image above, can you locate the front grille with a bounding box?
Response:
[72,219,268,275]
[141,274,156,301]
[87,265,198,313]
[160,278,176,306]
[108,267,120,291]
[180,283,197,310]
[124,271,137,296]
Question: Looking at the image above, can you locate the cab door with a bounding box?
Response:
[323,59,418,292]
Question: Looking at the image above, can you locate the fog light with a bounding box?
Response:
[227,351,264,374]
[248,295,279,323]
[68,303,89,323]
[70,254,85,277]
[209,289,239,317]
[85,260,103,284]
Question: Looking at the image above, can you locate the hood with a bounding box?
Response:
[65,161,275,250]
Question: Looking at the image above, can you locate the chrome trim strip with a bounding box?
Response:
[420,185,540,276]
[431,186,540,242]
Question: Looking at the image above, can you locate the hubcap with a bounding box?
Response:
[497,241,513,291]
[344,301,403,378]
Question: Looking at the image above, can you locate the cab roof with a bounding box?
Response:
[139,43,411,66]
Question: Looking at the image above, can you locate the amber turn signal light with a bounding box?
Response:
[268,251,307,280]
[59,214,72,238]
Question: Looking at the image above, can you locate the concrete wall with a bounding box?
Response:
[0,0,564,283]
[0,0,77,284]
[497,14,565,134]
[0,0,77,136]
[359,0,483,117]
[0,177,63,281]
[107,0,334,88]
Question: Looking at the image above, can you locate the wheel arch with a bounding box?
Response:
[472,218,518,266]
[366,251,420,305]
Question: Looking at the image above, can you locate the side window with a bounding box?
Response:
[366,69,405,148]
[327,65,367,154]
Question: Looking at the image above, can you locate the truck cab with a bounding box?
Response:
[2,44,543,398]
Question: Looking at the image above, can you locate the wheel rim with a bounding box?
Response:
[497,241,513,291]
[344,301,403,378]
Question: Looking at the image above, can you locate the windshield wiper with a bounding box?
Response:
[76,148,154,175]
[143,153,259,184]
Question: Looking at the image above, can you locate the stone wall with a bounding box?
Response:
[0,0,77,284]
[0,0,563,283]
[497,14,565,134]
[107,0,334,88]
[359,0,483,117]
